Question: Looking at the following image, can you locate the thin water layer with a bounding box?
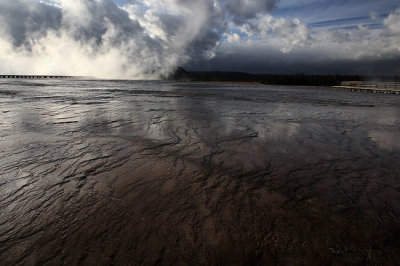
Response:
[0,79,400,265]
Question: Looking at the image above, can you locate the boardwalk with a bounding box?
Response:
[0,75,73,79]
[334,81,400,94]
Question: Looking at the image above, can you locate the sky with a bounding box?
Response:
[0,0,399,78]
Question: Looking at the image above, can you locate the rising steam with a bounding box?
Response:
[0,0,276,78]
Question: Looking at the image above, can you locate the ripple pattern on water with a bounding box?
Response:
[0,80,400,265]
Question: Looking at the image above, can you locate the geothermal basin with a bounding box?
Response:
[0,79,399,265]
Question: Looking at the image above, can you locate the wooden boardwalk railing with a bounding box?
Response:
[0,75,73,79]
[333,81,400,95]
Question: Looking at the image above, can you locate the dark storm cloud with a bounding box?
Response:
[184,47,400,76]
[0,0,62,47]
[0,0,154,49]
[63,0,143,44]
[225,0,276,24]
[160,0,228,60]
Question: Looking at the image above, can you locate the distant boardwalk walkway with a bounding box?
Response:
[334,81,400,95]
[0,75,73,79]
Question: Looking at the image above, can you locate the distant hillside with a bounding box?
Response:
[167,68,399,86]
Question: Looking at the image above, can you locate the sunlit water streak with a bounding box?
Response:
[0,79,399,265]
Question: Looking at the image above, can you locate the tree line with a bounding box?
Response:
[168,67,399,86]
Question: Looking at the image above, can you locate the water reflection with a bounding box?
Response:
[369,130,400,151]
[0,80,400,265]
[253,122,300,142]
[368,107,400,151]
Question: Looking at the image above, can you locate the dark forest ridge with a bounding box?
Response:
[168,68,400,86]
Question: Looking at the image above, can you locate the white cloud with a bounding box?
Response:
[384,7,400,35]
[257,15,310,53]
[226,6,400,59]
[225,33,241,42]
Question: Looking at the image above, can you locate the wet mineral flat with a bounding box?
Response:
[0,79,399,265]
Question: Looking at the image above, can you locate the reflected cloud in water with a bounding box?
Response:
[1,79,400,265]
